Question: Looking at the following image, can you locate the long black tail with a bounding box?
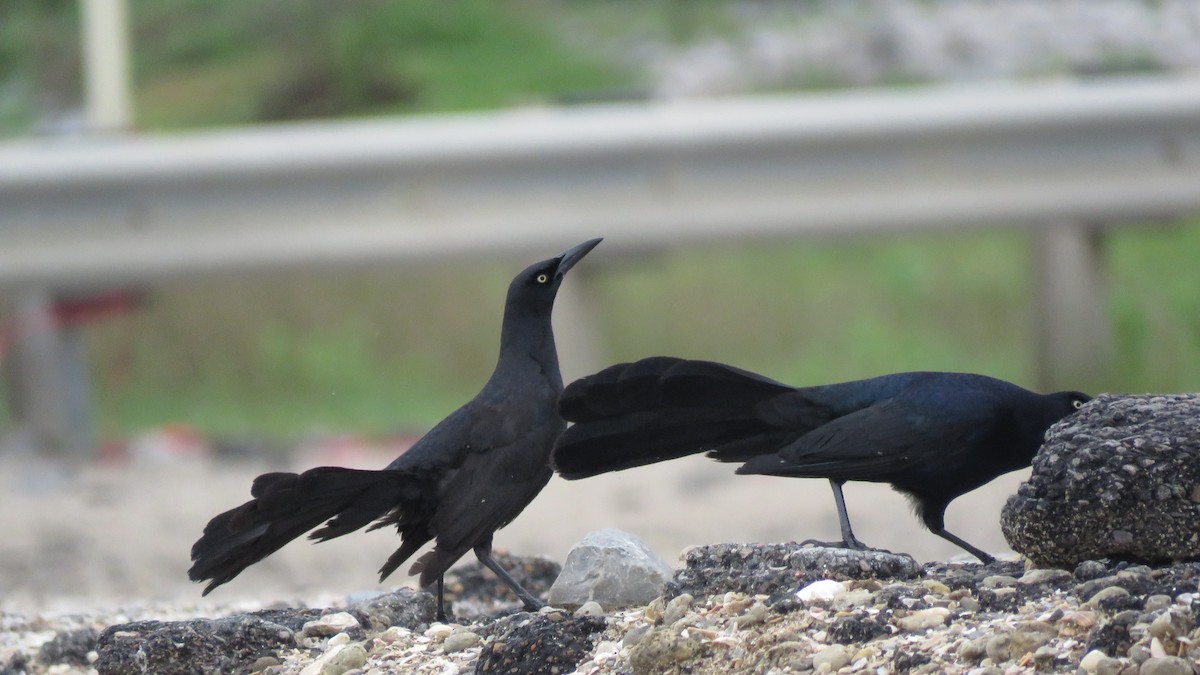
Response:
[552,357,796,479]
[188,467,412,595]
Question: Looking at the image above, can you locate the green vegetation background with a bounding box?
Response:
[2,1,1197,439]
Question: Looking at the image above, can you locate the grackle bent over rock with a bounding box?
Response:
[552,356,1089,562]
[189,238,602,619]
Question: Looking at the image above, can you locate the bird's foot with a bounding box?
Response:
[521,597,547,613]
[799,538,896,556]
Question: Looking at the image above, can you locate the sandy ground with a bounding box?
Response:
[0,445,1025,616]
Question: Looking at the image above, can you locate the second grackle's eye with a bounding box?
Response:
[1073,400,1084,409]
[536,274,549,284]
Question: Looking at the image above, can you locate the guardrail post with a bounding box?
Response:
[4,291,90,456]
[552,269,607,385]
[1031,222,1114,391]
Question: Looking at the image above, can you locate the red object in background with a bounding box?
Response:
[0,290,142,366]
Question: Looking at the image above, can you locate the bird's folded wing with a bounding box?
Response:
[738,398,984,481]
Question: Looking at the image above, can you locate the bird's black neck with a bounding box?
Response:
[495,310,562,390]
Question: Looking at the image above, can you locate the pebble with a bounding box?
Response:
[575,601,605,617]
[1079,649,1108,672]
[811,644,851,671]
[985,633,1012,663]
[1086,586,1132,609]
[896,607,949,632]
[298,643,367,675]
[1008,621,1057,660]
[1139,656,1195,675]
[301,612,360,638]
[1018,568,1073,586]
[441,631,480,654]
[733,602,768,628]
[797,579,846,603]
[663,593,693,625]
[424,623,454,641]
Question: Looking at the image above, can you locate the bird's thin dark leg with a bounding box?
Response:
[931,528,995,564]
[474,544,546,612]
[435,576,448,623]
[800,480,870,550]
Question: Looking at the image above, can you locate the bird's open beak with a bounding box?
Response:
[555,238,603,278]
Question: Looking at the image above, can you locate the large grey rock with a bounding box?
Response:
[547,529,674,609]
[1001,394,1200,567]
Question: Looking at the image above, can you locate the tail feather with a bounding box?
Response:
[553,356,800,479]
[559,356,685,422]
[553,409,768,478]
[658,359,794,408]
[189,467,408,595]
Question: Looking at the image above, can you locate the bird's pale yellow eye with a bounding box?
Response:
[536,274,549,284]
[1073,400,1084,409]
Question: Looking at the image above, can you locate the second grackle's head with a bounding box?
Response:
[504,238,602,317]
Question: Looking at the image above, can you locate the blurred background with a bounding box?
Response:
[0,0,1198,610]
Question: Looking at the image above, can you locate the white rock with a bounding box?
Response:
[796,579,846,603]
[301,612,360,638]
[1079,649,1107,672]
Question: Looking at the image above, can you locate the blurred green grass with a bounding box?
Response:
[76,222,1200,439]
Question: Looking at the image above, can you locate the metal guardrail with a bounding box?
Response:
[1,76,1199,453]
[2,76,1198,287]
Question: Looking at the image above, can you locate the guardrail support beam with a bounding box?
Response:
[1032,222,1114,392]
[3,291,93,456]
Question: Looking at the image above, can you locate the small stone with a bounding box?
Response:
[1080,649,1108,672]
[733,602,769,628]
[985,633,1012,663]
[1129,644,1152,664]
[574,601,605,617]
[424,623,454,641]
[1148,610,1192,640]
[663,594,693,625]
[920,580,950,595]
[1018,568,1073,586]
[622,624,651,649]
[797,579,846,603]
[326,632,349,648]
[811,644,852,671]
[832,589,874,610]
[442,631,480,654]
[251,656,281,672]
[1143,595,1173,613]
[1086,586,1132,609]
[958,636,988,662]
[628,628,699,673]
[1139,656,1195,675]
[300,612,360,638]
[299,643,367,675]
[1009,621,1056,660]
[958,596,980,612]
[981,575,1019,589]
[1095,656,1129,675]
[376,626,406,644]
[896,607,949,632]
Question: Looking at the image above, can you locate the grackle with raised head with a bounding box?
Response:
[552,356,1089,562]
[189,238,602,619]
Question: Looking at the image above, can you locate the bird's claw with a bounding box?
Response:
[799,538,896,556]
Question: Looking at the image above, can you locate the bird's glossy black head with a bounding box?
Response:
[1037,390,1092,431]
[504,238,602,316]
[1056,391,1092,413]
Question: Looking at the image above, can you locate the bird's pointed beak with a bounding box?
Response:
[555,238,603,278]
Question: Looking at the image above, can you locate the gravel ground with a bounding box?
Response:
[8,548,1200,674]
